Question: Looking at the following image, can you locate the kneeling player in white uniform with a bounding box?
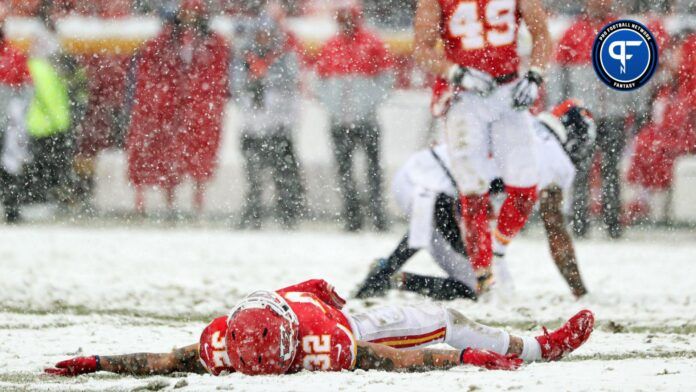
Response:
[354,101,595,300]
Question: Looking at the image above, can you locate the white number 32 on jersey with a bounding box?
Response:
[302,335,332,370]
[449,0,517,50]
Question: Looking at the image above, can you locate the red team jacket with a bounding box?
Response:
[126,25,229,188]
[0,39,30,87]
[198,280,357,375]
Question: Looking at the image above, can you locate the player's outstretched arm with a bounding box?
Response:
[354,341,521,372]
[540,186,588,298]
[45,344,206,376]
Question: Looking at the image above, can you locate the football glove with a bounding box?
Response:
[460,348,522,370]
[511,67,544,111]
[45,355,100,376]
[447,65,496,97]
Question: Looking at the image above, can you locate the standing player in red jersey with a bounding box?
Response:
[414,0,552,291]
[46,279,593,376]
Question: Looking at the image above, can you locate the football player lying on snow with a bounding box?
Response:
[46,279,594,376]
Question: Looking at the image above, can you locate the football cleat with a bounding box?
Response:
[536,309,595,361]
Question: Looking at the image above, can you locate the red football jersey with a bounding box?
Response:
[439,0,521,77]
[198,280,356,374]
[198,316,234,375]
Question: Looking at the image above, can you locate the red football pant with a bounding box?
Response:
[495,186,538,244]
[460,194,492,270]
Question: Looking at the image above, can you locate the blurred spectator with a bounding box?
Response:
[0,3,32,222]
[74,0,132,17]
[24,2,76,206]
[315,3,392,231]
[73,0,133,208]
[6,0,42,16]
[126,0,229,214]
[673,0,696,13]
[232,12,305,229]
[553,0,659,238]
[625,32,696,222]
[363,0,416,27]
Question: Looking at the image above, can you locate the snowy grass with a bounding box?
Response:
[0,225,695,391]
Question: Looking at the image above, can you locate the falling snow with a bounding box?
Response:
[0,0,695,391]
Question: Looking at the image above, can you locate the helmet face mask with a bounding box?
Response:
[226,291,300,375]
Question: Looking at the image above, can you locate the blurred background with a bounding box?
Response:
[1,0,695,236]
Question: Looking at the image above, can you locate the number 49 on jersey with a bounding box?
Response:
[448,0,517,50]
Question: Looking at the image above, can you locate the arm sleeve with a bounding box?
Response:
[277,279,346,309]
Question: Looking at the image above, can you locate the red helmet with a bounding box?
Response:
[226,291,299,375]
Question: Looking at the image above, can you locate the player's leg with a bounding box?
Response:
[444,97,494,284]
[355,192,468,299]
[354,233,419,299]
[350,304,450,349]
[395,272,477,300]
[425,230,477,293]
[443,308,595,361]
[394,194,477,300]
[432,193,467,255]
[351,304,537,359]
[350,304,594,361]
[354,156,430,298]
[489,111,539,270]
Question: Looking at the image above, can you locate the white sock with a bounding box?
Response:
[520,336,542,361]
[444,309,510,355]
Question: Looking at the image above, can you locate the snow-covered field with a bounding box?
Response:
[1,225,695,391]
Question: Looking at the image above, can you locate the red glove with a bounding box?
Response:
[45,356,100,376]
[460,348,522,370]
